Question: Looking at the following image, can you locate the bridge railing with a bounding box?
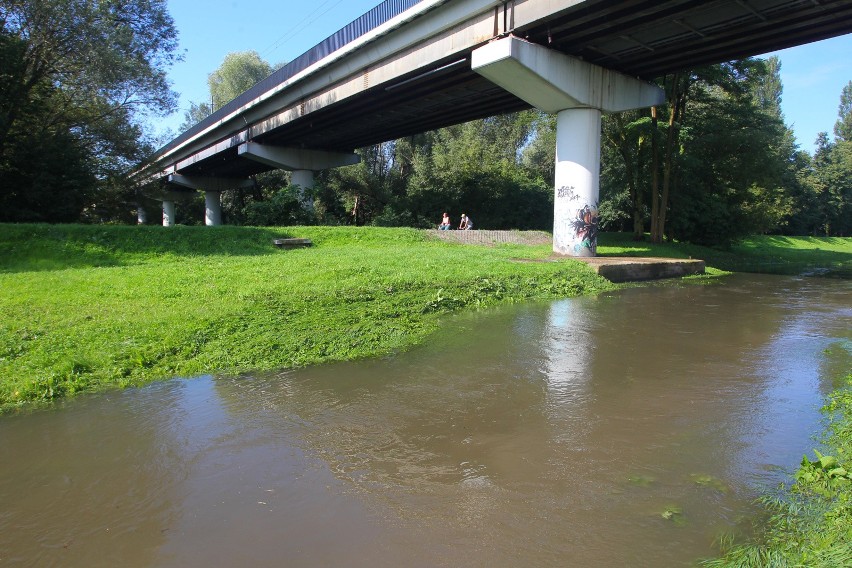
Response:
[158,0,428,157]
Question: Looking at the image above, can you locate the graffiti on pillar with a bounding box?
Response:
[556,185,581,201]
[570,203,599,254]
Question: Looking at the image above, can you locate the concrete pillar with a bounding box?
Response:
[237,142,359,211]
[167,174,252,227]
[137,204,147,225]
[554,108,601,256]
[291,169,315,190]
[291,170,315,210]
[471,36,664,257]
[205,191,222,226]
[162,200,175,227]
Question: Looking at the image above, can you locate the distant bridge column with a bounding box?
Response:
[137,204,147,225]
[472,36,664,257]
[167,174,253,226]
[204,191,222,226]
[159,190,192,226]
[238,142,359,209]
[162,200,175,227]
[291,169,315,194]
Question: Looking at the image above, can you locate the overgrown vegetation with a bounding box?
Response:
[702,372,852,567]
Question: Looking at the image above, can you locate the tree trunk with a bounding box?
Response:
[606,114,645,240]
[650,105,660,240]
[653,73,686,244]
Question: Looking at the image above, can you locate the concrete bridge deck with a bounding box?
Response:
[426,229,705,282]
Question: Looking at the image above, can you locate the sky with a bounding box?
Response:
[158,0,852,155]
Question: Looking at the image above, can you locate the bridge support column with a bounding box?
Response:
[205,191,222,226]
[554,108,601,256]
[162,200,175,227]
[472,35,664,256]
[291,170,316,209]
[137,204,147,225]
[167,174,254,226]
[238,142,358,209]
[291,169,315,190]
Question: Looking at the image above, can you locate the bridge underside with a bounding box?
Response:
[162,0,852,182]
[146,0,852,240]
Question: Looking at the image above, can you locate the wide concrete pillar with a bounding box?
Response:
[238,142,358,209]
[291,169,316,209]
[554,109,601,256]
[291,169,315,190]
[205,191,222,226]
[472,35,664,256]
[162,200,175,227]
[167,174,253,226]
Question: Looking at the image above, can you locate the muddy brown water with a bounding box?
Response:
[1,274,850,567]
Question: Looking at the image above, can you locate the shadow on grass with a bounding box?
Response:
[0,224,299,273]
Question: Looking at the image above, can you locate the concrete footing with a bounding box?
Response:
[568,256,706,282]
[427,230,704,282]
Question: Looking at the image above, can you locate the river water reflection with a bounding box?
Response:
[1,274,850,567]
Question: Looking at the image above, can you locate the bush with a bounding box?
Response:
[242,186,315,226]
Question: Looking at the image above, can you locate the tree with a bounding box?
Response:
[0,0,179,222]
[666,60,794,245]
[598,58,797,246]
[804,131,852,236]
[180,101,213,132]
[180,51,272,132]
[834,80,852,142]
[520,111,556,184]
[402,112,550,230]
[208,51,271,111]
[602,110,653,239]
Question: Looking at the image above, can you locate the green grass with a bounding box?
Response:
[0,224,614,411]
[1,226,848,413]
[598,232,852,276]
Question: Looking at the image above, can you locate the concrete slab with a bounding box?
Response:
[273,238,313,249]
[426,229,705,282]
[426,230,704,282]
[569,256,706,282]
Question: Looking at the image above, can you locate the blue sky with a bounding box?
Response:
[159,0,852,155]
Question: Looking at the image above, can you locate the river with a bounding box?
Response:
[1,273,850,567]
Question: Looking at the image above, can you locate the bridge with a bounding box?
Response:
[142,0,852,256]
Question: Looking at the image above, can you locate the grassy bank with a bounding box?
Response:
[1,226,848,413]
[598,232,852,276]
[2,225,850,564]
[702,373,852,567]
[1,224,615,411]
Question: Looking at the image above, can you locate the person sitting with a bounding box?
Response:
[438,212,451,230]
[459,213,473,230]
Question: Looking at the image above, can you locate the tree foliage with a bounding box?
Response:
[0,0,179,222]
[311,111,552,230]
[599,57,801,246]
[834,80,852,143]
[180,50,272,132]
[209,50,271,109]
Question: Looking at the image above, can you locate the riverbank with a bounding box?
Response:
[2,225,850,565]
[0,224,616,412]
[2,225,849,413]
[703,372,852,567]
